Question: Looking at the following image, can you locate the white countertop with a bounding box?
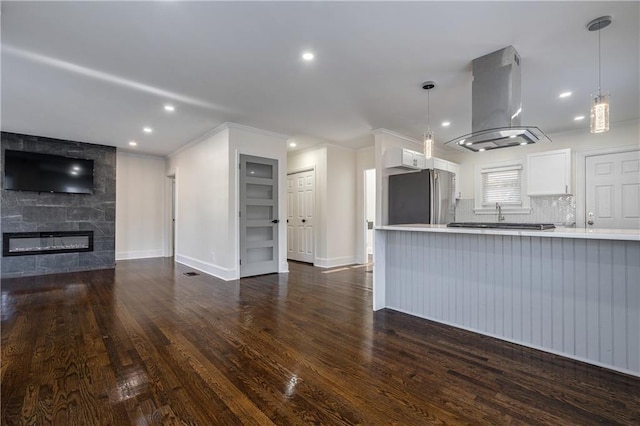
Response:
[376,224,640,241]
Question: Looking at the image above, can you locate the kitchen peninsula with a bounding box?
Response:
[374,225,640,377]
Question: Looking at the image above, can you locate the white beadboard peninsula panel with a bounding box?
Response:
[383,231,640,376]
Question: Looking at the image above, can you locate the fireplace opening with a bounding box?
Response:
[3,231,94,256]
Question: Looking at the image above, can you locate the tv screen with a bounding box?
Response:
[3,150,94,194]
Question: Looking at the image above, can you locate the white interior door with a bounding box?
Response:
[287,170,314,263]
[365,168,376,259]
[585,150,640,229]
[240,155,279,277]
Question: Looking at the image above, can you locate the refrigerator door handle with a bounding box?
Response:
[429,171,436,224]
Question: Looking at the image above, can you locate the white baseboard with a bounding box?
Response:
[116,249,164,260]
[315,255,355,269]
[175,254,237,281]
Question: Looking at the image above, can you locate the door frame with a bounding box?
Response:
[165,169,177,258]
[286,166,316,264]
[362,168,376,265]
[576,144,639,228]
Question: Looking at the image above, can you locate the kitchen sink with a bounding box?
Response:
[447,222,556,230]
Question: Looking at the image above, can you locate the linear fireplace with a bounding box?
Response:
[3,231,94,257]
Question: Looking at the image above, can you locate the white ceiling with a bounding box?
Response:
[2,1,638,156]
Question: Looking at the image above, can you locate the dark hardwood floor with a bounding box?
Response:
[2,258,639,425]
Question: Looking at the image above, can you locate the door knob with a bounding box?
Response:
[271,219,279,224]
[587,212,594,226]
[588,220,594,225]
[302,219,306,223]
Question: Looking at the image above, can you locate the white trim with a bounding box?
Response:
[168,121,289,159]
[372,128,421,146]
[225,122,289,140]
[166,122,229,158]
[175,254,237,281]
[116,149,165,160]
[385,306,640,379]
[287,165,315,175]
[116,249,165,260]
[314,255,355,269]
[480,164,522,173]
[576,144,639,228]
[473,207,532,215]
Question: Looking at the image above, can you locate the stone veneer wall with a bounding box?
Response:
[1,132,116,277]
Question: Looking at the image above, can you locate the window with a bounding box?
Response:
[474,160,530,214]
[481,165,522,206]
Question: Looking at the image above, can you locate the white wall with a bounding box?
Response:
[449,119,640,198]
[326,145,357,267]
[115,151,167,260]
[288,145,328,262]
[167,123,288,280]
[167,127,232,278]
[288,143,357,268]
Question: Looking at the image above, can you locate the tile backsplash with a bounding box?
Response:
[454,195,576,226]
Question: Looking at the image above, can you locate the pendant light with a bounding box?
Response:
[587,16,612,134]
[422,81,435,158]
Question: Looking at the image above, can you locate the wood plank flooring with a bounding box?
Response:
[2,258,639,425]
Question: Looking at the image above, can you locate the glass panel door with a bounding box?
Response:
[239,155,279,277]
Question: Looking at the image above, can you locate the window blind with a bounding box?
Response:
[481,165,523,206]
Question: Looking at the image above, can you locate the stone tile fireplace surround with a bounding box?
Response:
[1,132,116,278]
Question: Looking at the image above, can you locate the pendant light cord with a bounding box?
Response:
[426,89,431,130]
[598,26,602,96]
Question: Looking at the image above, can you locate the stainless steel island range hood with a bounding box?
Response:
[446,46,551,152]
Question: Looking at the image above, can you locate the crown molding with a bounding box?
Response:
[372,128,421,146]
[167,122,289,159]
[225,122,289,140]
[167,122,230,158]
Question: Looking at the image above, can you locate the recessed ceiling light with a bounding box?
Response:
[465,142,472,146]
[478,148,486,152]
[559,91,572,98]
[520,142,528,145]
[143,127,153,133]
[164,104,175,112]
[301,52,314,61]
[72,166,81,171]
[129,141,138,146]
[289,142,297,147]
[509,135,517,138]
[574,115,585,121]
[70,171,78,175]
[442,121,451,127]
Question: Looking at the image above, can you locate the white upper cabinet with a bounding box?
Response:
[384,147,461,198]
[448,162,461,199]
[527,148,573,195]
[384,147,425,169]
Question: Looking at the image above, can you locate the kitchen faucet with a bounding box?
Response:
[496,202,505,222]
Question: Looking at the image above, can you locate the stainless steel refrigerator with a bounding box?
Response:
[388,169,455,225]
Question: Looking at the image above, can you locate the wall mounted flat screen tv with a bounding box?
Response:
[3,150,94,194]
